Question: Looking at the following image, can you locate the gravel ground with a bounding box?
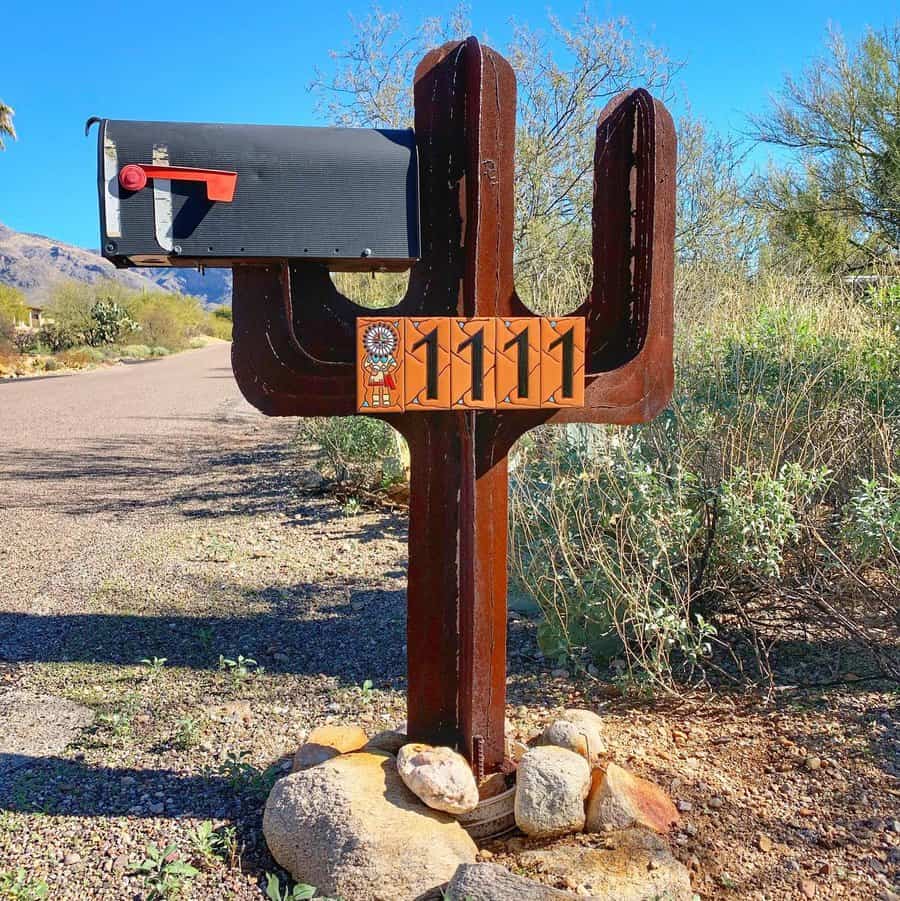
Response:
[0,344,897,900]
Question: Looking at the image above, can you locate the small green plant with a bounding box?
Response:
[842,474,900,566]
[341,497,362,517]
[130,844,199,899]
[212,751,280,799]
[0,868,49,900]
[195,626,215,650]
[186,820,237,868]
[201,536,235,562]
[358,679,374,704]
[173,715,201,750]
[264,872,319,900]
[97,694,137,738]
[218,654,262,684]
[140,656,167,680]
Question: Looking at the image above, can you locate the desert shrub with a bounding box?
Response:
[0,285,27,346]
[509,267,899,690]
[297,416,407,490]
[202,312,233,340]
[123,291,206,351]
[35,321,80,352]
[57,347,104,369]
[118,344,152,359]
[841,475,900,569]
[150,346,170,357]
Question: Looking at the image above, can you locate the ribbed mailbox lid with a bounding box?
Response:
[96,119,420,269]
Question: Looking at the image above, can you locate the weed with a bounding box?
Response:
[211,751,280,799]
[140,656,167,680]
[130,844,199,899]
[195,626,215,650]
[201,536,235,562]
[186,820,237,869]
[218,654,263,684]
[359,679,375,704]
[264,872,321,900]
[173,716,201,750]
[0,868,49,900]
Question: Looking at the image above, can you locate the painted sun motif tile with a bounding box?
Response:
[540,317,585,408]
[404,317,451,409]
[450,317,496,409]
[357,317,405,413]
[495,317,541,408]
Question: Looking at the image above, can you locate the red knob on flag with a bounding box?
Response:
[119,164,148,193]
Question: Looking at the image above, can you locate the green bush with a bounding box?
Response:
[118,344,152,359]
[297,416,407,490]
[509,268,899,690]
[36,321,80,352]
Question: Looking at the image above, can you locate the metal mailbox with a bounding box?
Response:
[92,119,420,270]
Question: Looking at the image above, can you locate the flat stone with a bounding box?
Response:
[585,763,679,834]
[0,691,94,778]
[397,743,479,814]
[364,729,408,755]
[516,829,693,900]
[514,746,590,838]
[292,724,368,771]
[264,751,476,901]
[445,863,578,899]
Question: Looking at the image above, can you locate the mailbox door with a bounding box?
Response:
[97,119,419,268]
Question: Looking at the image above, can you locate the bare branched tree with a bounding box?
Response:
[0,99,16,150]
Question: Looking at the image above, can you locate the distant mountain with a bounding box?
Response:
[0,223,232,307]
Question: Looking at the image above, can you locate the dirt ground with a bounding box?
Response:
[0,346,897,899]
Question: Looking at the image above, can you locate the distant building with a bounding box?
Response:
[12,304,51,330]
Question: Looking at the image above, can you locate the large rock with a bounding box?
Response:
[516,830,693,900]
[365,729,408,755]
[264,751,477,901]
[445,863,578,900]
[291,724,368,771]
[540,709,606,763]
[397,743,479,814]
[585,762,679,834]
[514,746,591,838]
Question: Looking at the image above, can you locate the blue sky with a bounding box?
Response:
[1,0,896,249]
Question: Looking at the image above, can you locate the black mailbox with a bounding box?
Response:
[92,119,420,271]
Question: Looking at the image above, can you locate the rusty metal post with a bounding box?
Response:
[230,37,676,773]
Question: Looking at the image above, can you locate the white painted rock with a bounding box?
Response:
[514,746,591,838]
[264,751,476,900]
[397,743,479,814]
[292,724,368,771]
[540,709,606,763]
[585,762,679,834]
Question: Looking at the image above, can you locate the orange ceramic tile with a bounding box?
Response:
[404,317,451,409]
[357,317,405,413]
[496,317,541,408]
[451,317,496,409]
[540,317,585,408]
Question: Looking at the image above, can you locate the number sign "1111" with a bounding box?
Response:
[357,316,585,412]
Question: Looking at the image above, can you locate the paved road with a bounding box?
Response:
[0,343,295,646]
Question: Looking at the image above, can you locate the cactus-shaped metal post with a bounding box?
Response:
[231,38,675,772]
